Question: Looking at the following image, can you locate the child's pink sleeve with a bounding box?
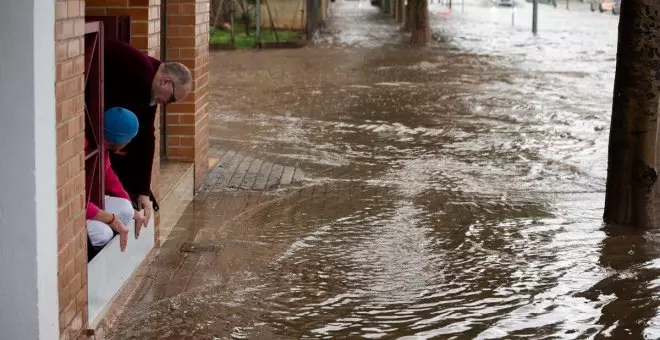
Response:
[104,152,130,200]
[87,202,100,220]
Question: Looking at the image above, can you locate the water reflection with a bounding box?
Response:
[585,225,660,339]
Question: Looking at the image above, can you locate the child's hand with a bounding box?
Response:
[109,218,129,252]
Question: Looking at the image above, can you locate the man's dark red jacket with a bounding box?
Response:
[104,39,162,199]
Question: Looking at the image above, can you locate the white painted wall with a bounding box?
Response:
[0,0,59,338]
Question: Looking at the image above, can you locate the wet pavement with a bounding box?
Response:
[109,0,660,339]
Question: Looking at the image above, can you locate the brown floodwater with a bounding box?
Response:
[109,1,660,339]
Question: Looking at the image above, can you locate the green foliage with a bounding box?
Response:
[209,27,302,48]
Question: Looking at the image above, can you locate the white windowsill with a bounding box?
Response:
[87,210,155,327]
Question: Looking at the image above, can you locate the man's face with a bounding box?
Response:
[151,76,191,106]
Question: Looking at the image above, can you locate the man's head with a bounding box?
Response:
[104,107,139,152]
[151,62,193,106]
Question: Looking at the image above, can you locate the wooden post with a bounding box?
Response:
[532,0,538,34]
[255,0,261,46]
[604,0,660,227]
[230,0,235,43]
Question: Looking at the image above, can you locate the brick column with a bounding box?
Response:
[55,0,88,338]
[166,0,210,188]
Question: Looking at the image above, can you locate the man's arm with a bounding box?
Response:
[122,124,155,230]
[128,116,156,197]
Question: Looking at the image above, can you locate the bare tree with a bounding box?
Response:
[604,0,660,227]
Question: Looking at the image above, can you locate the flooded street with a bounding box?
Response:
[110,1,660,339]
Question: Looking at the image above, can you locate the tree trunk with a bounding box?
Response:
[393,0,399,21]
[392,0,397,19]
[404,0,414,32]
[604,0,660,227]
[397,0,406,24]
[410,0,429,45]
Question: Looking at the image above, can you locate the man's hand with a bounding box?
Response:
[109,218,129,252]
[134,210,146,238]
[137,195,152,227]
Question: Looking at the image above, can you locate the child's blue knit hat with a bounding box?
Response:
[104,107,139,144]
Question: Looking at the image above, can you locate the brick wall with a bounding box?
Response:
[55,0,88,338]
[166,0,210,188]
[85,0,161,57]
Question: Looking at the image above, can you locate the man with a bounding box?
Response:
[104,40,192,229]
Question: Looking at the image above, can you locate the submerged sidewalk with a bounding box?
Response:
[104,3,415,336]
[103,0,636,338]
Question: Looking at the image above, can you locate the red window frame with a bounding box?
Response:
[84,17,131,211]
[84,22,105,210]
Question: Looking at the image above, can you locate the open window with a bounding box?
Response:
[85,16,132,260]
[84,16,155,327]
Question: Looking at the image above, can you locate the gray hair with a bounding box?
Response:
[162,62,192,86]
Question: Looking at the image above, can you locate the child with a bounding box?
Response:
[86,107,146,253]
